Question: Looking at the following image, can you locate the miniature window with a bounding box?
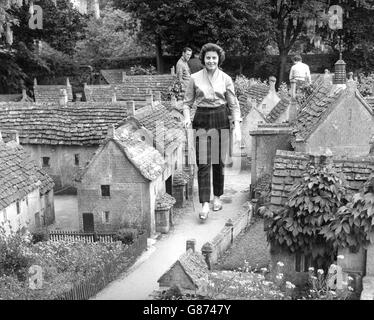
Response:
[42,157,50,168]
[3,209,7,221]
[74,154,80,166]
[16,201,20,215]
[174,161,178,171]
[103,211,110,224]
[101,185,110,197]
[25,195,28,206]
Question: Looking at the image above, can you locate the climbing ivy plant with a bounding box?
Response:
[266,162,348,264]
[321,174,374,252]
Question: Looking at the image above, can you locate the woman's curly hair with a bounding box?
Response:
[199,43,225,67]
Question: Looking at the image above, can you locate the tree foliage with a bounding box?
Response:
[113,0,272,70]
[74,7,149,63]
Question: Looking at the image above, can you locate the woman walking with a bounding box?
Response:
[182,43,241,220]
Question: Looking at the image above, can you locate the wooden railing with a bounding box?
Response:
[48,230,116,243]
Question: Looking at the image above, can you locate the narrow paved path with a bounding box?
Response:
[91,167,250,300]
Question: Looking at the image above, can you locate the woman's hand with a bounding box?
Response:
[232,121,241,155]
[183,108,192,128]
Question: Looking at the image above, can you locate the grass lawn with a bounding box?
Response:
[216,215,271,271]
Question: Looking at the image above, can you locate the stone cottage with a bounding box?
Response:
[249,56,374,200]
[0,136,55,234]
[76,102,185,235]
[293,65,374,157]
[158,248,209,294]
[0,92,134,193]
[239,77,283,159]
[266,149,374,287]
[33,78,73,103]
[75,125,166,236]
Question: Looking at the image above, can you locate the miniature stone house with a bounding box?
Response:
[0,99,134,193]
[293,58,374,157]
[0,137,55,234]
[76,126,166,236]
[155,193,176,234]
[239,77,281,158]
[33,78,73,103]
[158,248,209,294]
[172,170,190,207]
[266,149,374,287]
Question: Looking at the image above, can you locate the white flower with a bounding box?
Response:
[276,273,284,280]
[337,255,345,259]
[277,261,284,267]
[317,269,324,274]
[342,281,348,286]
[308,267,314,272]
[311,276,317,280]
[263,281,272,286]
[348,276,354,281]
[286,281,296,289]
[260,267,268,272]
[329,290,336,295]
[348,286,354,292]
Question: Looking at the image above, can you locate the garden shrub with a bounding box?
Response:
[357,73,374,97]
[264,161,348,268]
[166,77,183,101]
[234,74,253,97]
[31,229,49,244]
[321,173,374,252]
[128,64,157,75]
[113,227,139,245]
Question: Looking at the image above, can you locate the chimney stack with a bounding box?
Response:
[34,78,38,87]
[59,89,68,107]
[154,91,162,103]
[269,76,276,92]
[66,77,71,87]
[171,66,175,75]
[111,92,117,102]
[146,94,154,106]
[186,239,196,252]
[290,79,297,98]
[333,53,347,86]
[126,101,135,116]
[121,71,126,83]
[107,124,115,139]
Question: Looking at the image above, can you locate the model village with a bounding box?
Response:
[1,0,374,301]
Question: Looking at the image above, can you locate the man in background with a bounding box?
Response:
[176,47,192,98]
[289,54,311,85]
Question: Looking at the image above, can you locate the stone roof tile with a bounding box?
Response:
[0,141,54,211]
[0,102,129,146]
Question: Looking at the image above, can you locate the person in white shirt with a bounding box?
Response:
[289,54,311,84]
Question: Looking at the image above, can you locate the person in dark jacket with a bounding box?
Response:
[188,50,204,74]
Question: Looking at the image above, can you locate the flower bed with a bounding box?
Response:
[0,226,147,300]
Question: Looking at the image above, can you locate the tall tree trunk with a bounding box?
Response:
[155,36,164,73]
[278,48,289,85]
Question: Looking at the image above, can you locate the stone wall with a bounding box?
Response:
[77,141,153,234]
[207,203,253,266]
[23,144,97,193]
[249,124,293,199]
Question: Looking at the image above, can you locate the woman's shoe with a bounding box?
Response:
[199,202,210,220]
[213,197,223,211]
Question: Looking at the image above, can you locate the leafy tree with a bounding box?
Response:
[113,0,272,72]
[0,0,88,92]
[74,7,149,63]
